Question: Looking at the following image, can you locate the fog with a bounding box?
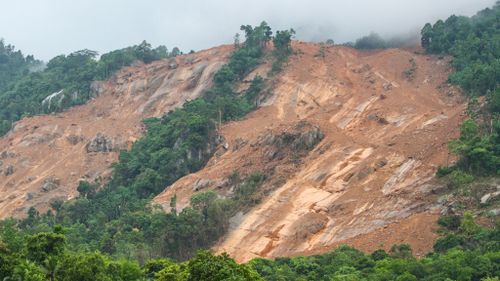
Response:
[0,0,495,60]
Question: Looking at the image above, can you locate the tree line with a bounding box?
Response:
[0,212,498,280]
[421,2,500,185]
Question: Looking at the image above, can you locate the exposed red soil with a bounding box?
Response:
[154,42,466,262]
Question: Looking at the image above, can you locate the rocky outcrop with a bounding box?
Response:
[4,165,14,176]
[258,123,324,162]
[261,124,323,151]
[40,177,60,192]
[86,133,114,153]
[1,151,15,159]
[90,81,108,99]
[66,134,84,145]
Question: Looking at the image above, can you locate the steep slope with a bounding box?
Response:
[154,42,467,261]
[0,46,231,218]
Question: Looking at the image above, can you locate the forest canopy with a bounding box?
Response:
[0,40,173,136]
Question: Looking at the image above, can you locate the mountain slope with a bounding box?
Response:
[0,46,230,218]
[153,42,467,261]
[0,41,467,260]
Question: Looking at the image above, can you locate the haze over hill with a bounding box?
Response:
[0,0,494,60]
[0,2,499,280]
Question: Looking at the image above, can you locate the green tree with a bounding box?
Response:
[187,251,263,281]
[77,181,98,198]
[26,231,66,281]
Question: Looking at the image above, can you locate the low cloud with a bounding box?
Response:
[0,0,495,60]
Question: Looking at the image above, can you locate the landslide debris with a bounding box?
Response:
[154,42,467,261]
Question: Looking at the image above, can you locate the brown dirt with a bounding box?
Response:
[0,45,231,218]
[154,42,467,262]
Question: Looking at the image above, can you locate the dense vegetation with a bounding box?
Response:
[8,22,294,264]
[0,40,41,92]
[350,32,418,50]
[421,3,500,183]
[0,222,263,281]
[0,39,42,134]
[0,40,172,135]
[0,213,498,280]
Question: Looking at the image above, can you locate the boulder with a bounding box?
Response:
[41,177,60,192]
[26,192,37,201]
[86,133,114,153]
[168,62,178,69]
[66,134,83,145]
[383,83,393,91]
[375,158,388,168]
[4,165,14,176]
[1,151,15,159]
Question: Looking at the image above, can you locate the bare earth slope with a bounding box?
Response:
[154,43,466,262]
[0,46,230,218]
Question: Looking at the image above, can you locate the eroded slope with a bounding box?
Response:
[154,43,466,261]
[0,46,231,218]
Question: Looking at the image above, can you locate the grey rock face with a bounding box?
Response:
[192,179,211,191]
[261,125,324,151]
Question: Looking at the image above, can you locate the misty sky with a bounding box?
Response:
[0,0,495,61]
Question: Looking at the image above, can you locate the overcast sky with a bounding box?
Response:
[0,0,495,61]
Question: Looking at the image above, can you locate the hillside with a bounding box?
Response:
[154,42,467,261]
[0,40,467,255]
[0,2,499,279]
[0,46,230,218]
[0,38,470,262]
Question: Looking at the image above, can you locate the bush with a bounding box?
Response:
[354,32,386,49]
[438,215,462,231]
[449,170,475,188]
